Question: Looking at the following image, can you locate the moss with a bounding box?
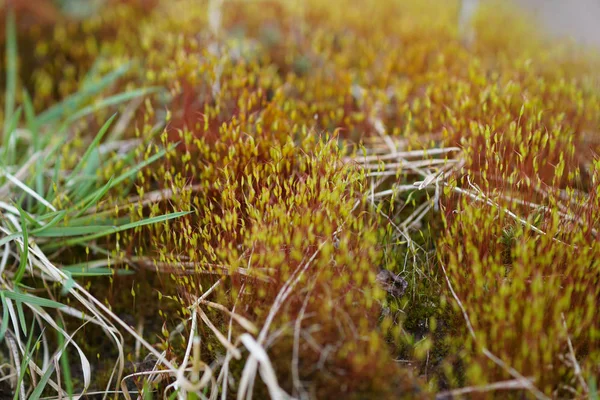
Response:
[2,0,600,397]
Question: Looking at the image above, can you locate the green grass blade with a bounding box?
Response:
[589,377,598,400]
[2,107,22,165]
[105,142,177,188]
[66,213,129,229]
[33,225,114,238]
[68,113,117,181]
[23,90,46,196]
[67,87,161,122]
[80,56,103,88]
[143,381,153,400]
[73,176,114,217]
[61,271,76,295]
[19,208,44,229]
[45,153,63,201]
[76,144,174,207]
[0,292,8,341]
[2,171,56,211]
[0,232,22,247]
[63,256,137,276]
[36,63,130,125]
[12,319,38,400]
[56,319,73,398]
[71,153,101,200]
[28,362,56,400]
[45,211,191,249]
[3,8,17,144]
[116,211,191,231]
[15,299,27,336]
[22,90,39,147]
[13,204,29,284]
[30,210,68,236]
[61,265,133,277]
[13,319,43,400]
[36,209,67,220]
[2,290,64,308]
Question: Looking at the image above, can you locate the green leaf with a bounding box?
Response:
[15,298,27,336]
[2,290,64,309]
[67,87,161,122]
[80,56,103,88]
[23,90,45,196]
[76,143,175,207]
[45,211,191,249]
[0,232,22,247]
[37,63,131,125]
[73,176,114,217]
[62,266,133,277]
[71,151,101,200]
[45,153,63,201]
[116,211,191,231]
[13,204,29,284]
[589,377,598,400]
[3,170,56,211]
[28,362,56,400]
[22,90,39,147]
[30,210,68,236]
[113,143,177,188]
[0,292,8,341]
[3,8,17,145]
[13,320,43,400]
[66,213,129,229]
[143,381,153,400]
[68,113,117,182]
[33,225,114,238]
[17,209,42,229]
[60,271,75,295]
[2,107,22,165]
[56,319,74,398]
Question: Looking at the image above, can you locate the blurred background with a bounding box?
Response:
[514,0,600,47]
[3,0,600,47]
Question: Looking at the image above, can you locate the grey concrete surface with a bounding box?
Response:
[519,0,600,47]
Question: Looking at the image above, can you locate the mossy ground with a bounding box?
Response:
[1,0,600,398]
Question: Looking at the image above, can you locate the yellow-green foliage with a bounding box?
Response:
[440,181,600,395]
[2,0,600,397]
[131,127,421,397]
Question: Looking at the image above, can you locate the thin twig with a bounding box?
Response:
[561,313,589,393]
[436,378,536,399]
